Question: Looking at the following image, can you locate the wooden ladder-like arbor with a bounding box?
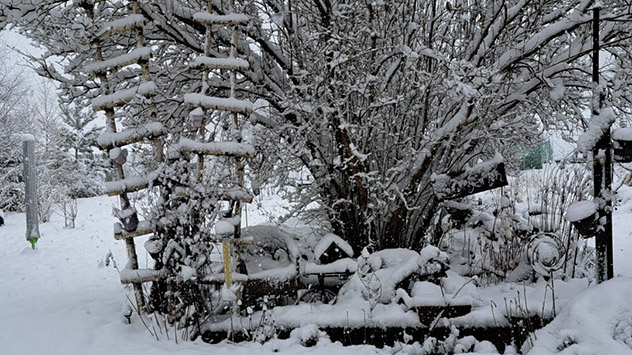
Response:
[89,0,254,311]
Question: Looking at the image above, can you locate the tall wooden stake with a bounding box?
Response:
[592,5,613,282]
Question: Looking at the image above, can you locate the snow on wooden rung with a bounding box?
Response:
[175,137,255,158]
[97,122,164,149]
[193,12,249,25]
[97,14,145,37]
[105,169,161,196]
[184,93,252,114]
[120,267,167,284]
[215,216,240,237]
[92,82,158,111]
[221,187,253,203]
[84,47,152,73]
[113,219,155,240]
[190,56,249,71]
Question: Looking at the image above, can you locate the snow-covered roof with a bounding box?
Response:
[313,233,354,260]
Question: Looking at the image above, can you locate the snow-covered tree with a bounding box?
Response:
[228,0,632,251]
[3,0,632,253]
[0,42,31,212]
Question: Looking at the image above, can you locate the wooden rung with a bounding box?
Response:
[190,56,249,71]
[97,14,145,37]
[193,12,249,25]
[85,47,151,73]
[92,82,158,111]
[97,122,164,149]
[120,268,168,284]
[184,93,252,114]
[105,169,161,196]
[175,138,255,158]
[199,273,248,284]
[221,188,253,203]
[114,220,154,240]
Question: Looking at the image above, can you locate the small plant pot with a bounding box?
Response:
[567,200,598,238]
[612,128,632,163]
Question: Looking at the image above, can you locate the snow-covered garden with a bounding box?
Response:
[3,1,632,354]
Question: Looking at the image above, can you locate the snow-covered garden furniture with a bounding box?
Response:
[236,226,302,307]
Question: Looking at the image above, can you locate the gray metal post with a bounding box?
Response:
[23,138,41,248]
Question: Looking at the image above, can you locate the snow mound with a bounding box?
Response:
[525,277,632,354]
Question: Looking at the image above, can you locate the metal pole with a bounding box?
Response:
[592,6,613,282]
[23,138,41,249]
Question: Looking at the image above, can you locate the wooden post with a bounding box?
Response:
[222,241,232,288]
[592,5,613,282]
[23,138,41,249]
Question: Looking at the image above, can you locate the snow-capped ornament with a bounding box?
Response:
[189,107,204,129]
[110,148,128,165]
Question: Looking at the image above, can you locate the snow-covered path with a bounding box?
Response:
[0,197,386,355]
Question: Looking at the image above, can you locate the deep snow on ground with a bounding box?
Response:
[525,277,632,354]
[0,196,388,355]
[2,186,632,354]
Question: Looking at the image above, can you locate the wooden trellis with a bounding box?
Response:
[182,0,254,288]
[89,0,254,311]
[88,0,164,310]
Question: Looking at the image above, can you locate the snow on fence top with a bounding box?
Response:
[97,121,164,149]
[313,233,354,261]
[97,14,145,37]
[174,137,255,158]
[183,93,252,114]
[566,200,597,222]
[192,12,249,25]
[577,107,616,154]
[84,47,151,73]
[92,82,158,111]
[190,56,249,71]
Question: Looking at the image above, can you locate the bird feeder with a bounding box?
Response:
[189,107,204,129]
[566,200,599,238]
[110,148,128,165]
[612,127,632,163]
